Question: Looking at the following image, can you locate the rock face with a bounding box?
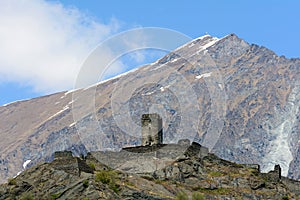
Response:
[1,144,300,199]
[89,139,208,174]
[1,33,300,183]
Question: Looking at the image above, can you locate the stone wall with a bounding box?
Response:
[184,142,208,159]
[52,151,94,176]
[262,164,282,182]
[54,151,73,159]
[89,140,210,174]
[141,113,163,146]
[76,158,94,175]
[52,155,79,175]
[122,144,167,153]
[243,164,260,172]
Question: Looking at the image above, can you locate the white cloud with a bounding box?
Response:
[0,0,120,93]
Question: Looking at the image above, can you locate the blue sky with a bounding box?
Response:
[59,0,300,57]
[0,0,300,105]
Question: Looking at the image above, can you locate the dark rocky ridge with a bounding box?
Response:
[0,33,300,183]
[1,142,300,199]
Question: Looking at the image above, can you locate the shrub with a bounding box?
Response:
[20,192,34,200]
[176,191,188,200]
[198,188,230,195]
[8,178,16,185]
[96,170,114,184]
[51,193,60,199]
[83,179,89,188]
[89,163,96,170]
[95,170,119,193]
[192,192,205,200]
[208,171,223,177]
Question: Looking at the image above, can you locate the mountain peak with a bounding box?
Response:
[175,33,249,59]
[218,33,246,44]
[224,33,239,38]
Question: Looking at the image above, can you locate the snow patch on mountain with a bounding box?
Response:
[64,89,77,95]
[200,37,220,50]
[173,34,220,55]
[13,160,32,178]
[23,160,31,169]
[196,72,212,79]
[160,85,170,92]
[46,106,69,121]
[1,99,29,107]
[69,122,76,127]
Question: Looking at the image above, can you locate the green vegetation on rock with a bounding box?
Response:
[0,145,300,199]
[7,178,16,185]
[175,191,188,200]
[95,170,119,193]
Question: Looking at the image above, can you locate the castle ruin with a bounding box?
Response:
[141,113,163,146]
[52,151,94,176]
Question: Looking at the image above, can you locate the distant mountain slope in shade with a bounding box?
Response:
[1,33,300,184]
[1,143,300,199]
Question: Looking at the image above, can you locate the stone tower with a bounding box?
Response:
[141,113,163,146]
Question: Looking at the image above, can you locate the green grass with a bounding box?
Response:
[51,193,61,199]
[197,188,231,195]
[8,178,16,185]
[95,170,115,184]
[175,191,188,200]
[192,192,205,200]
[208,171,223,177]
[83,179,89,188]
[89,163,96,170]
[20,192,34,200]
[175,191,205,200]
[95,170,119,193]
[123,179,135,187]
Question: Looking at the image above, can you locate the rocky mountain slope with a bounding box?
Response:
[1,33,300,183]
[1,142,300,200]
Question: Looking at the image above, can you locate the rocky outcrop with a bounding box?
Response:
[1,144,300,199]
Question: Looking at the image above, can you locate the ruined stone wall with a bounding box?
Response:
[52,151,94,176]
[122,144,167,153]
[243,164,260,172]
[184,142,208,158]
[76,158,94,174]
[52,156,79,175]
[263,164,282,182]
[54,151,73,159]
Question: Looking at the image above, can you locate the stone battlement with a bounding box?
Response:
[122,144,167,153]
[263,164,282,182]
[52,151,94,176]
[54,151,73,159]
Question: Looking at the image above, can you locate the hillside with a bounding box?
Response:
[0,141,299,199]
[1,33,300,183]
